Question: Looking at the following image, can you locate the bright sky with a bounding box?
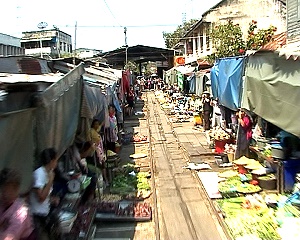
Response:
[2,0,220,52]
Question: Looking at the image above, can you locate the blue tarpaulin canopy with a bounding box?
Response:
[211,57,245,110]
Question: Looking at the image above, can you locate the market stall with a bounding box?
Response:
[191,151,300,240]
[94,155,153,222]
[240,51,300,193]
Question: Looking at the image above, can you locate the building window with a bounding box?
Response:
[206,28,210,50]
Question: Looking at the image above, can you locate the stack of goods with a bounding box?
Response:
[208,127,232,153]
[208,127,232,141]
[233,156,264,174]
[224,144,236,162]
[106,150,120,168]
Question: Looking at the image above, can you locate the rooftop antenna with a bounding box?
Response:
[182,12,187,24]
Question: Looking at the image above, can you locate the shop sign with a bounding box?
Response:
[174,56,185,66]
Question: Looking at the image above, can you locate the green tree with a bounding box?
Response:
[163,19,199,48]
[125,60,138,72]
[246,20,277,50]
[210,20,245,59]
[206,20,277,63]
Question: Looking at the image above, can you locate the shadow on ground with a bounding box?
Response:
[94,96,148,240]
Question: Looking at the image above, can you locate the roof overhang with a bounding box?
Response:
[21,37,53,42]
[102,45,174,66]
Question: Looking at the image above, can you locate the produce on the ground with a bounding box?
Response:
[115,202,151,218]
[218,181,238,193]
[233,156,258,166]
[137,189,152,199]
[101,194,122,202]
[225,209,281,240]
[107,150,117,157]
[235,183,262,194]
[110,174,137,195]
[244,163,264,170]
[278,204,300,218]
[97,202,118,213]
[132,134,148,142]
[208,127,231,140]
[113,163,140,175]
[129,153,147,159]
[137,172,151,191]
[217,197,281,240]
[263,146,272,158]
[110,169,151,198]
[218,170,239,178]
[224,143,236,153]
[257,174,276,181]
[218,178,242,198]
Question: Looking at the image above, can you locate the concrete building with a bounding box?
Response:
[0,33,25,56]
[21,29,72,59]
[175,0,287,64]
[76,48,103,59]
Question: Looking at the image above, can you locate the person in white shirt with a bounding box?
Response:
[29,148,59,240]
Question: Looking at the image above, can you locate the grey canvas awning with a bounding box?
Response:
[242,51,300,137]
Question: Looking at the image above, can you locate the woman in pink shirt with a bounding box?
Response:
[0,168,36,240]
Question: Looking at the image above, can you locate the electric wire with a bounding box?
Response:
[102,0,122,27]
[58,24,180,28]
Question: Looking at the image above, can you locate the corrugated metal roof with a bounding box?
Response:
[0,56,51,74]
[259,32,287,51]
[0,73,64,84]
[246,32,300,61]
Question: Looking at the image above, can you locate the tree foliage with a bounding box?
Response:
[125,60,138,72]
[246,20,277,50]
[163,19,199,48]
[206,20,277,63]
[210,20,245,59]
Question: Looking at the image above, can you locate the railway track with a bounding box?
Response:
[146,92,228,240]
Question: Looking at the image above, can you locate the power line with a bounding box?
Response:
[58,24,179,28]
[102,0,122,27]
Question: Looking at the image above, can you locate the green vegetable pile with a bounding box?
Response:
[235,183,261,194]
[110,174,137,195]
[137,172,151,191]
[110,170,151,195]
[263,148,272,157]
[225,209,281,240]
[217,197,281,239]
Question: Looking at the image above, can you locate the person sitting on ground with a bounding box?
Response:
[88,119,109,186]
[53,141,98,204]
[0,168,36,240]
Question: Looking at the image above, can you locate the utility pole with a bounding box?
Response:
[73,21,77,66]
[53,25,60,58]
[124,27,128,69]
[37,22,48,58]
